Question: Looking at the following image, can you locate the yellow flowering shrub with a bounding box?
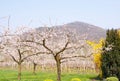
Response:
[93,53,101,68]
[71,78,81,81]
[87,39,104,71]
[44,79,53,81]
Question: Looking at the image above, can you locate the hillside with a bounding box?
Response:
[37,21,106,41]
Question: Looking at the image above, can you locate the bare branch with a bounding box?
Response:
[66,45,85,50]
[17,49,21,61]
[61,53,93,60]
[56,41,69,55]
[22,40,43,46]
[9,54,19,63]
[21,44,41,51]
[8,16,10,28]
[43,39,54,54]
[21,50,32,55]
[61,59,75,63]
[21,51,51,62]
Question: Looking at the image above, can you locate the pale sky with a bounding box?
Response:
[0,0,120,30]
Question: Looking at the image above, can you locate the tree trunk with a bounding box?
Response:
[18,63,21,80]
[56,61,61,81]
[33,62,37,75]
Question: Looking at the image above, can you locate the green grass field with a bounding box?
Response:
[0,69,100,81]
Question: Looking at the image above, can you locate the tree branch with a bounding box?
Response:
[9,54,19,63]
[43,39,54,54]
[20,44,40,51]
[21,52,51,62]
[21,50,33,55]
[66,45,85,50]
[17,49,21,61]
[22,40,43,46]
[61,53,93,60]
[56,40,69,56]
[61,59,75,63]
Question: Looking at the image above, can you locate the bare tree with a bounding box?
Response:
[1,27,49,80]
[26,55,43,75]
[25,27,91,81]
[0,33,4,63]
